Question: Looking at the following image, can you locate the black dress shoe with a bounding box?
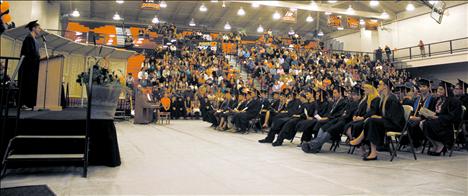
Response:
[362,156,378,161]
[272,141,282,147]
[258,138,273,143]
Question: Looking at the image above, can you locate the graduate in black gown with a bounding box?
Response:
[233,90,263,133]
[261,92,283,128]
[18,20,41,109]
[258,90,272,129]
[422,81,463,156]
[218,94,246,130]
[454,79,468,147]
[302,86,357,153]
[350,79,405,161]
[301,88,346,143]
[401,79,437,148]
[176,96,186,119]
[298,89,329,144]
[258,92,302,143]
[394,84,414,106]
[272,93,311,146]
[343,82,380,144]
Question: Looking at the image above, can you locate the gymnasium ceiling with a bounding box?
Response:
[57,1,459,38]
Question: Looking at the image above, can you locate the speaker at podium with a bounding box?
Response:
[34,55,65,111]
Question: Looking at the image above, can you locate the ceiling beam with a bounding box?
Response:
[89,0,94,18]
[231,1,389,20]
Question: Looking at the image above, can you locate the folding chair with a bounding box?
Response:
[449,106,466,157]
[387,105,415,161]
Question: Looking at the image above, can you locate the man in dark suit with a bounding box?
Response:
[233,90,263,133]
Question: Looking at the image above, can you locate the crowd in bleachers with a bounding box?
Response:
[128,27,468,161]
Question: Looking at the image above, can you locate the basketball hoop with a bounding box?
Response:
[430,1,446,24]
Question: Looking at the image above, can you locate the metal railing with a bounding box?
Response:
[392,37,468,61]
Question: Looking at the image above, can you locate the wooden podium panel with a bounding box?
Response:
[34,55,64,111]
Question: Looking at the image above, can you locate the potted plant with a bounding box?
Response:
[77,64,122,119]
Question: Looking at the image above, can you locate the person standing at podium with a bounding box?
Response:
[18,20,41,110]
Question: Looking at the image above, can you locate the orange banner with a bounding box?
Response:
[365,19,379,31]
[328,15,342,28]
[347,17,359,29]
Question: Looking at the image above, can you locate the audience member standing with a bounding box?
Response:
[418,40,426,57]
[384,45,392,61]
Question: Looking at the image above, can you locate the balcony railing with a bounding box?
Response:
[392,37,468,61]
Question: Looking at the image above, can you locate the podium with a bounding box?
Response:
[34,55,64,111]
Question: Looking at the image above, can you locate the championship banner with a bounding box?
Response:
[347,17,359,29]
[365,19,379,30]
[282,9,297,23]
[141,0,160,10]
[328,15,342,28]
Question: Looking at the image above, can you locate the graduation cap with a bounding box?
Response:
[417,78,432,87]
[351,85,364,96]
[394,85,411,94]
[439,80,455,97]
[25,20,39,31]
[457,79,468,94]
[405,82,418,91]
[382,79,394,90]
[333,86,346,97]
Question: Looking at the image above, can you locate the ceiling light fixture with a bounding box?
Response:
[325,11,332,15]
[346,5,355,15]
[252,2,259,8]
[406,3,415,11]
[273,11,281,20]
[328,0,337,3]
[306,15,314,22]
[380,11,389,19]
[224,22,231,30]
[257,25,264,33]
[310,1,318,10]
[237,7,245,16]
[369,0,379,7]
[210,0,218,2]
[116,0,124,4]
[222,1,226,8]
[429,1,438,5]
[113,12,121,20]
[152,16,160,24]
[200,3,207,12]
[71,9,80,17]
[160,1,167,8]
[189,18,196,27]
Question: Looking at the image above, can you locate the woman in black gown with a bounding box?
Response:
[422,81,463,156]
[18,21,41,109]
[344,82,381,141]
[350,79,405,161]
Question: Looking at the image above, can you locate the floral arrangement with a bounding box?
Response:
[76,64,121,87]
